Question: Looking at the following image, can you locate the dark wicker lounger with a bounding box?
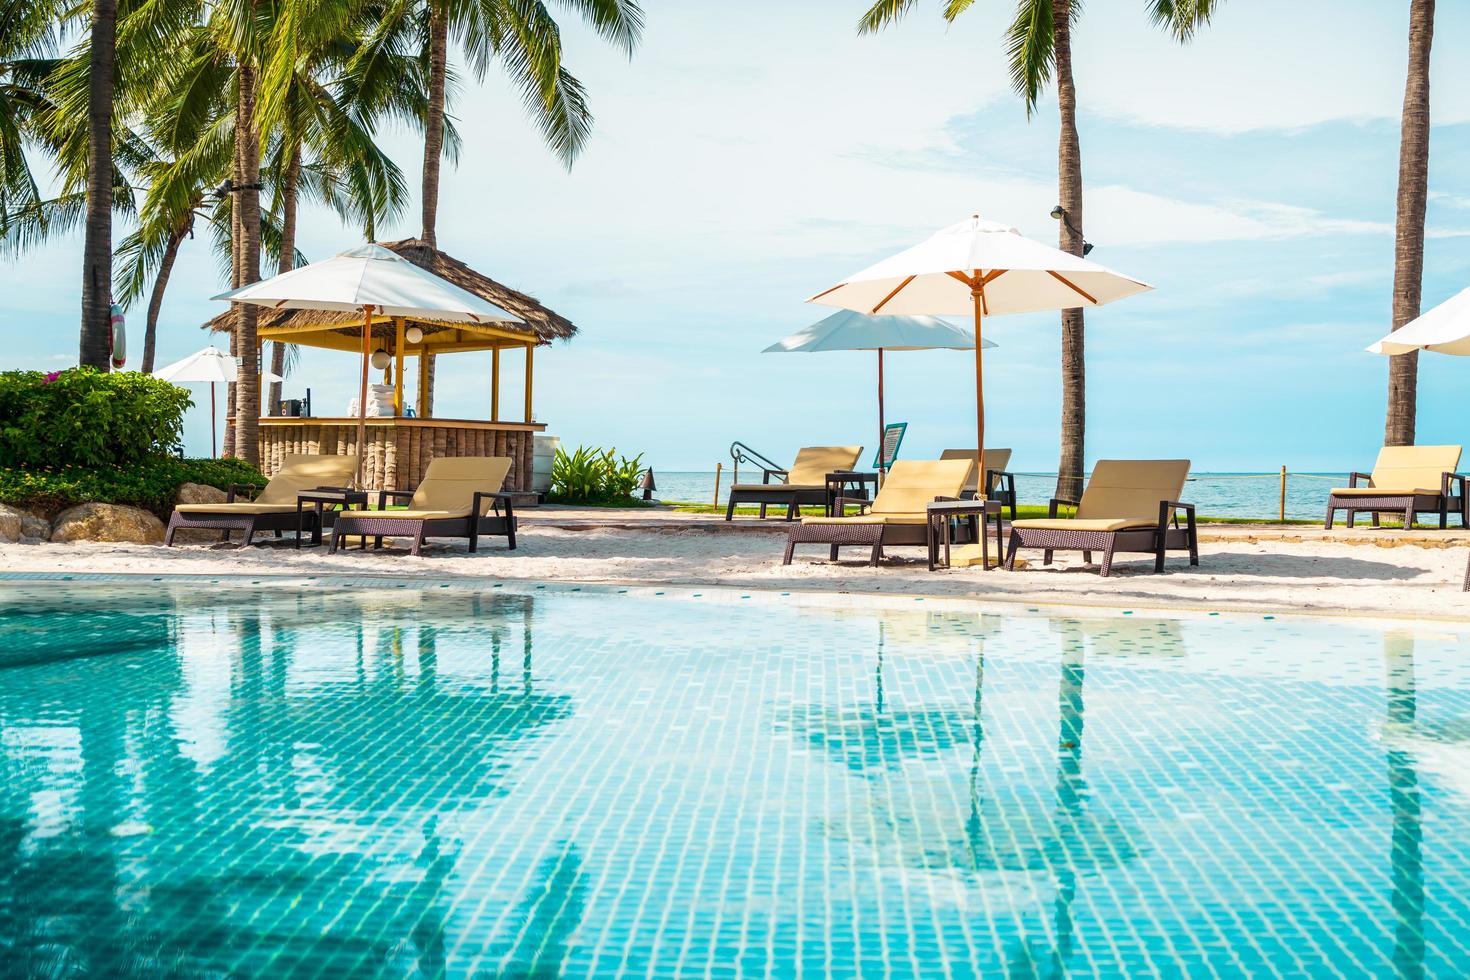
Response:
[1323,445,1466,530]
[782,459,973,566]
[165,453,357,546]
[725,445,862,521]
[1005,459,1197,577]
[329,456,516,557]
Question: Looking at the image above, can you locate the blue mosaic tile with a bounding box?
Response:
[0,580,1467,977]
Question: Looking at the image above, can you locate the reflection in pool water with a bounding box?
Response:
[0,582,1468,976]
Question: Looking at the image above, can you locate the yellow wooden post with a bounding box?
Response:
[524,342,534,422]
[491,347,500,422]
[393,318,406,416]
[416,350,430,418]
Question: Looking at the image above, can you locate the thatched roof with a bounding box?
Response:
[204,238,577,345]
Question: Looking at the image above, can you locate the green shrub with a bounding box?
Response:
[548,445,647,505]
[0,457,265,518]
[0,368,192,468]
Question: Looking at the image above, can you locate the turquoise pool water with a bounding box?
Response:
[2,578,1469,977]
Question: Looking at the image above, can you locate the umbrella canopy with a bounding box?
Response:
[153,345,283,384]
[807,214,1153,486]
[212,244,526,486]
[765,311,997,469]
[211,243,522,324]
[1369,286,1470,356]
[763,310,996,353]
[152,346,281,459]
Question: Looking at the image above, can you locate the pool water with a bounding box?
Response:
[2,578,1469,977]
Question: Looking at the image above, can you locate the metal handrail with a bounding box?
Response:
[730,441,784,475]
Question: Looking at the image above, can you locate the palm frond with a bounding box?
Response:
[1005,0,1055,117]
[856,0,920,35]
[1148,0,1221,43]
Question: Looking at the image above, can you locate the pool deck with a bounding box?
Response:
[4,506,1469,624]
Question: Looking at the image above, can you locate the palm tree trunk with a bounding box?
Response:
[268,144,301,416]
[233,65,262,465]
[140,227,183,374]
[1385,0,1434,447]
[1053,0,1086,502]
[224,110,243,458]
[418,0,450,418]
[421,0,448,249]
[79,0,116,370]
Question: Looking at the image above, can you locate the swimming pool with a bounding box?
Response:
[1,577,1468,977]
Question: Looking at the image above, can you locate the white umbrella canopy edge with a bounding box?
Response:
[805,213,1154,490]
[212,244,522,324]
[212,244,526,486]
[762,310,996,353]
[1369,286,1470,356]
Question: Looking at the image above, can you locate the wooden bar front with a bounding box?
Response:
[259,417,545,492]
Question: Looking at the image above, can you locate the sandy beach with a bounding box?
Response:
[5,510,1468,623]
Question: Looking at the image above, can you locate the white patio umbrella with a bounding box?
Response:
[1368,286,1470,355]
[807,213,1153,481]
[153,345,283,458]
[212,243,522,485]
[763,310,996,470]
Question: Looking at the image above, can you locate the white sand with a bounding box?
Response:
[3,521,1467,622]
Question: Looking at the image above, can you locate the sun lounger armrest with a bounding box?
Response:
[1347,471,1373,488]
[225,482,264,503]
[376,488,415,508]
[1047,497,1079,519]
[761,468,789,485]
[1440,472,1465,497]
[984,469,1016,498]
[832,496,872,516]
[473,490,516,519]
[1159,500,1196,533]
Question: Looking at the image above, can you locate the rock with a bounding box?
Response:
[175,482,228,505]
[20,512,50,542]
[51,503,165,545]
[0,504,21,543]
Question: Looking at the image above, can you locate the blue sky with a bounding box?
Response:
[6,0,1470,471]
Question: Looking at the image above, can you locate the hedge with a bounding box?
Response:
[0,457,267,519]
[0,368,191,469]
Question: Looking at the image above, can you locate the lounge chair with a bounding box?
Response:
[782,458,973,565]
[940,448,1017,517]
[725,446,864,521]
[1324,445,1465,530]
[165,453,357,546]
[1005,459,1196,576]
[329,456,516,556]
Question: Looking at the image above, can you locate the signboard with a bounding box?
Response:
[873,422,907,470]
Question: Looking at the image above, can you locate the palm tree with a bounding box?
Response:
[339,0,642,413]
[79,0,116,370]
[858,0,1222,500]
[0,0,58,242]
[1384,0,1434,447]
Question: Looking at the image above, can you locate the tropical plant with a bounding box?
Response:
[549,445,645,504]
[857,0,1222,499]
[0,367,191,468]
[1384,0,1434,446]
[0,455,265,516]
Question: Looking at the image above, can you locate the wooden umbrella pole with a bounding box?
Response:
[973,285,985,497]
[877,348,885,473]
[356,305,373,488]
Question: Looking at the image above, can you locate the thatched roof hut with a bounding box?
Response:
[204,238,577,347]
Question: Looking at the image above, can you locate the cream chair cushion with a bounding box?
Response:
[409,457,512,514]
[870,459,974,514]
[786,446,863,486]
[348,509,471,520]
[1345,445,1463,495]
[1010,517,1160,533]
[254,454,358,505]
[799,513,928,526]
[1074,459,1191,524]
[174,503,300,515]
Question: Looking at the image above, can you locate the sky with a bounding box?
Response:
[6,0,1470,473]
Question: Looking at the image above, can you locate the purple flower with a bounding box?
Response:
[42,371,62,384]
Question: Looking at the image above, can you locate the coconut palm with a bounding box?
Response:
[858,0,1222,500]
[79,0,116,369]
[1384,0,1435,447]
[326,0,642,412]
[0,0,59,243]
